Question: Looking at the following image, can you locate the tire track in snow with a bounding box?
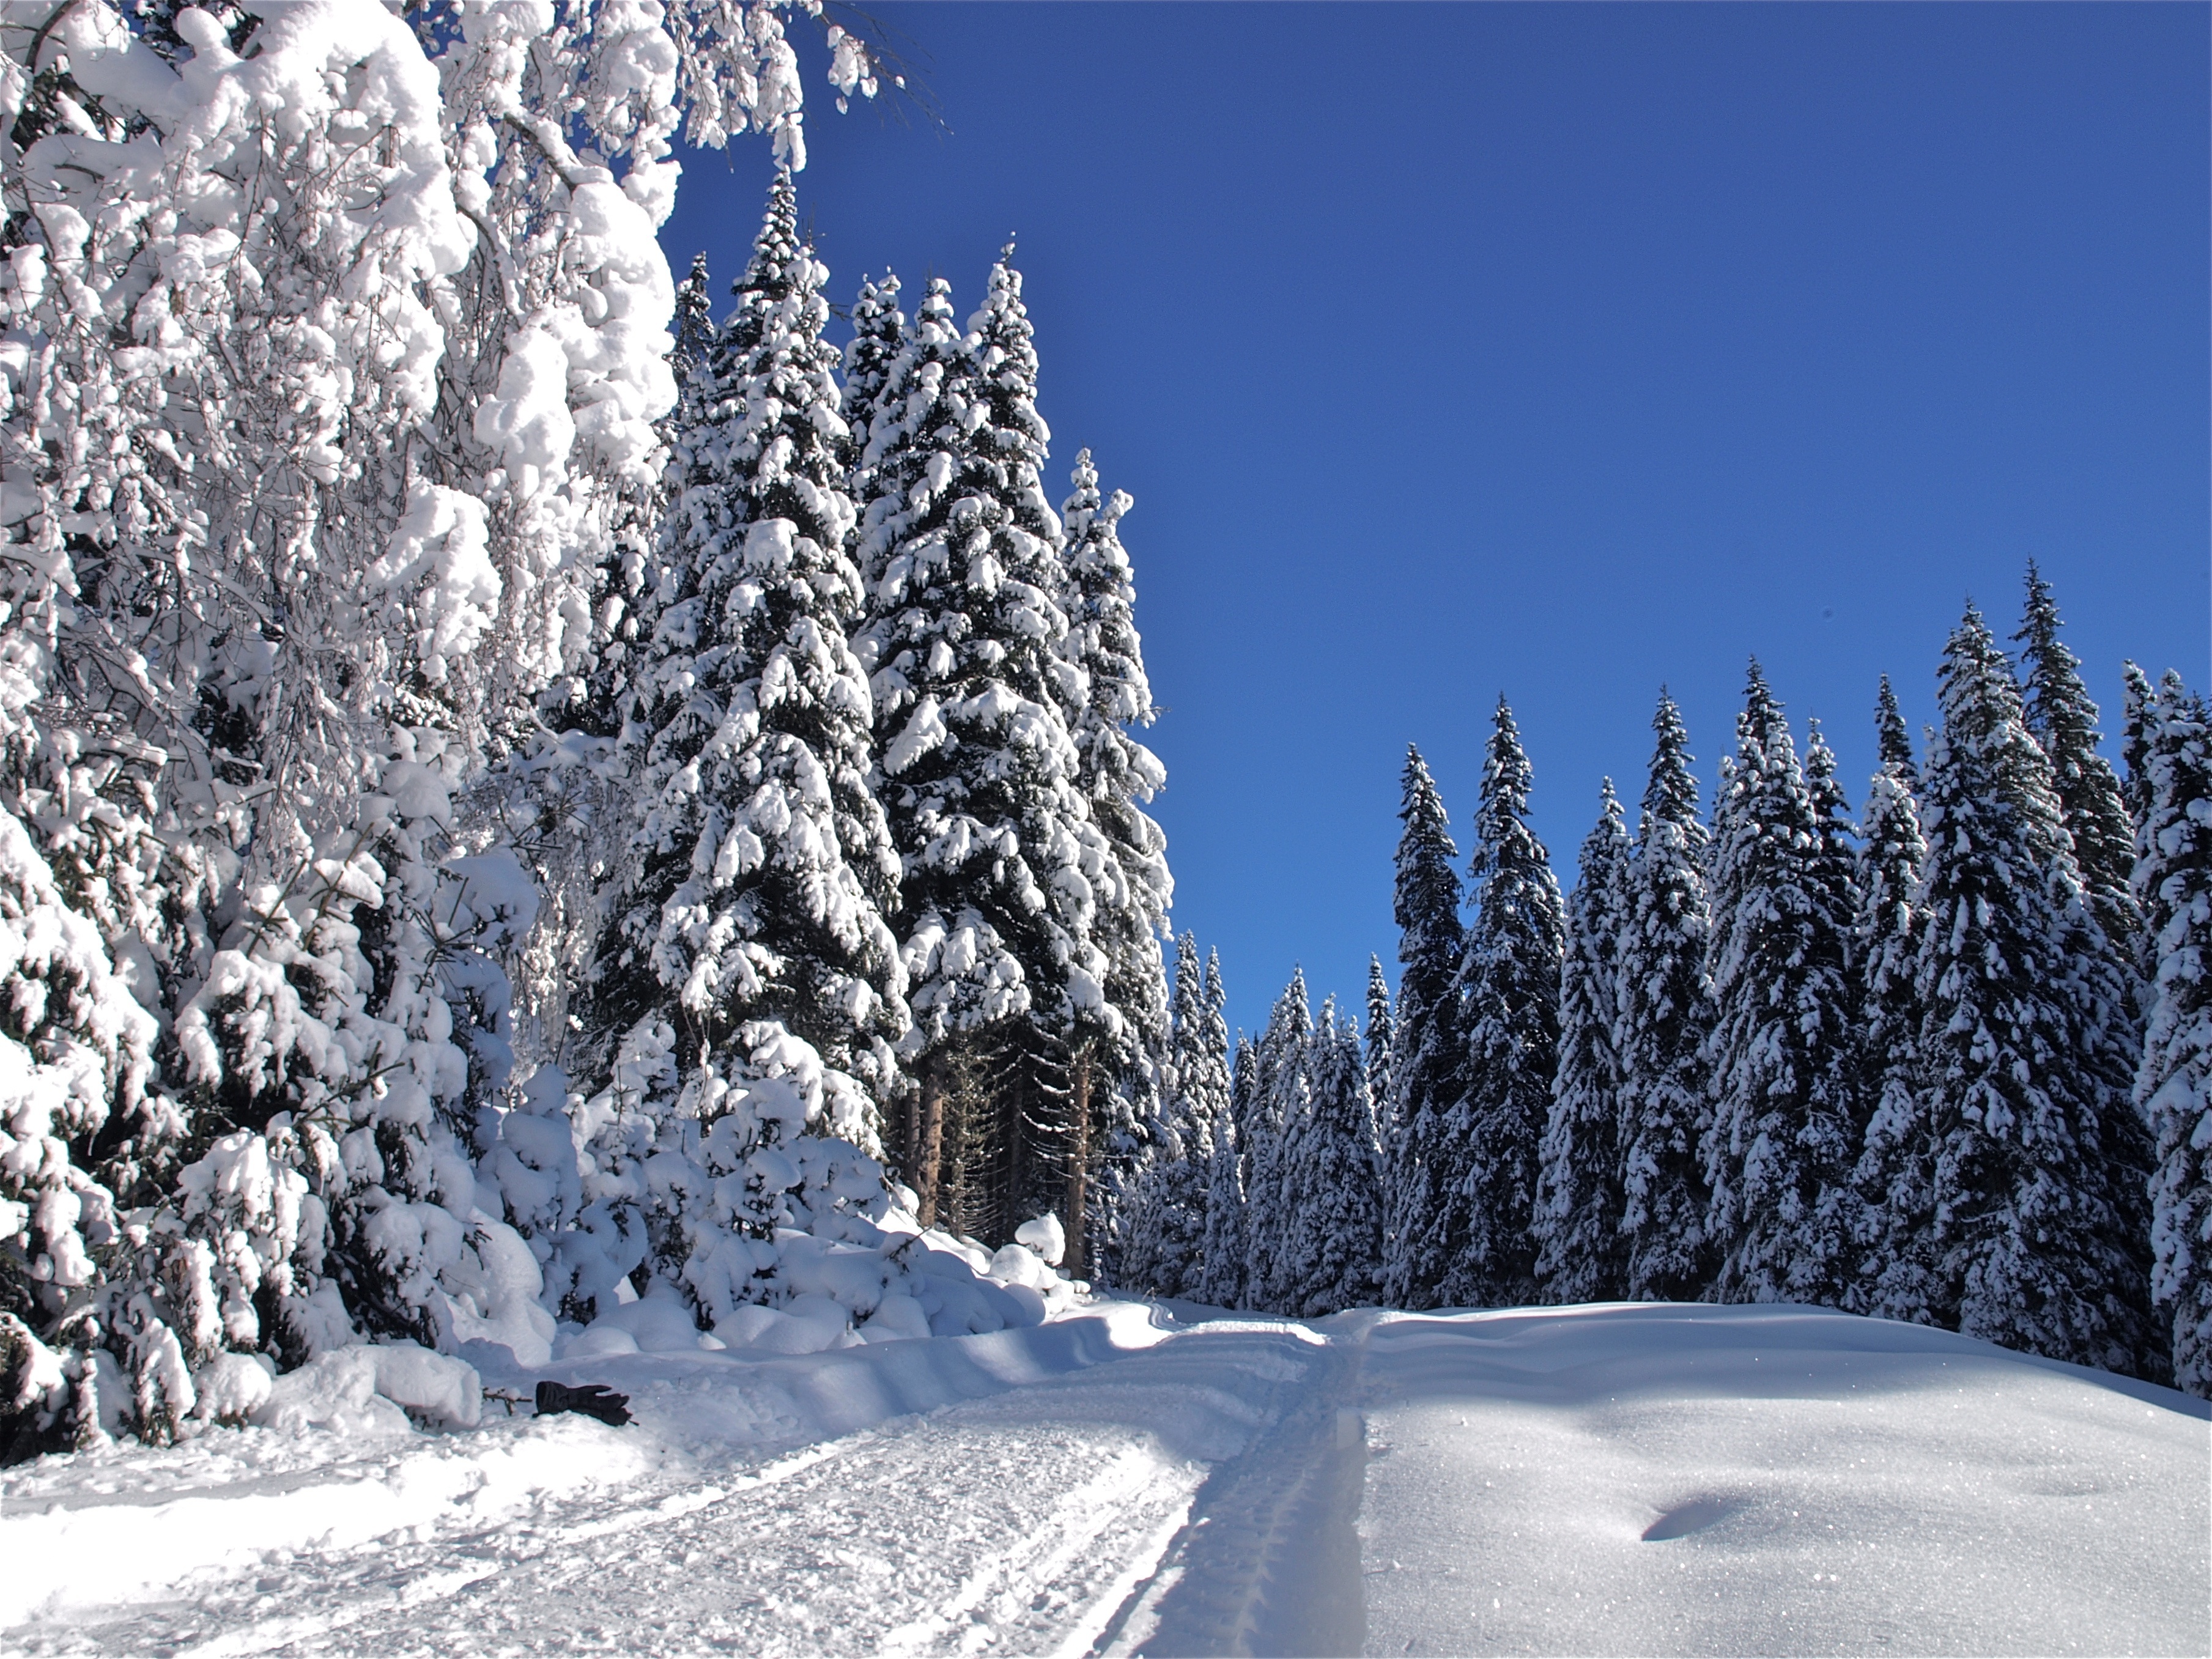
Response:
[1096,1331,1369,1659]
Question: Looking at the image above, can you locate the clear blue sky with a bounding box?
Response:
[660,2,2210,1040]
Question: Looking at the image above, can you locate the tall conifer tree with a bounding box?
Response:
[1860,608,2156,1375]
[1448,698,1564,1307]
[842,272,905,503]
[1380,748,1465,1309]
[2131,670,2212,1397]
[2016,563,2142,954]
[1702,667,1860,1306]
[1286,1000,1386,1316]
[1853,679,1929,1307]
[1616,692,1715,1302]
[1366,957,1395,1116]
[1245,970,1315,1314]
[1059,449,1172,1274]
[854,253,1108,1240]
[1536,782,1631,1304]
[1197,1029,1256,1310]
[579,174,908,1313]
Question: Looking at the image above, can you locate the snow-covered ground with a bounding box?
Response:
[4,1302,2205,1657]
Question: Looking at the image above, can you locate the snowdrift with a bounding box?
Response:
[2,1301,2203,1657]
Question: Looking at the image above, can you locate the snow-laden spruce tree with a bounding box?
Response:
[1197,1029,1255,1310]
[1536,781,1631,1304]
[1245,970,1315,1314]
[1285,999,1385,1317]
[1366,956,1394,1107]
[1445,698,1564,1309]
[1113,934,1216,1298]
[1059,449,1172,1276]
[0,797,165,1455]
[2129,670,2212,1397]
[1185,945,1237,1290]
[1851,678,1928,1307]
[1701,667,1860,1307]
[1859,607,2156,1375]
[1615,692,1715,1302]
[573,173,909,1321]
[2016,564,2142,957]
[855,254,1111,1243]
[1380,748,1465,1310]
[842,273,907,506]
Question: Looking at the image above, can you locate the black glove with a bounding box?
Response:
[535,1380,632,1426]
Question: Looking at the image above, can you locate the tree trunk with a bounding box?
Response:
[900,1079,920,1200]
[916,1050,947,1229]
[1065,1047,1092,1280]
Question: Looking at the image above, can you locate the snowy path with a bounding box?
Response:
[4,1303,2206,1657]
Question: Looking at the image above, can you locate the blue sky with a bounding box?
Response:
[661,2,2210,1040]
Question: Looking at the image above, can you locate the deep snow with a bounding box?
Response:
[3,1302,2205,1657]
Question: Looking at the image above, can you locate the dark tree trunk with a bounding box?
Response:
[916,1051,946,1229]
[1066,1047,1092,1279]
[899,1080,920,1199]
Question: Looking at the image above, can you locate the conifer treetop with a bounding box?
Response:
[2013,563,2140,943]
[1876,674,1917,780]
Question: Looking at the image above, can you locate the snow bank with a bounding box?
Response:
[552,1213,1079,1360]
[252,1342,483,1438]
[0,1301,1168,1633]
[1354,1304,2210,1659]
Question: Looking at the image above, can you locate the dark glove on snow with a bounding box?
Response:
[535,1380,632,1426]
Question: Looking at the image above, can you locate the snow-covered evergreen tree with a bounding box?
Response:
[0,799,165,1453]
[1245,970,1314,1314]
[2016,563,2142,955]
[1615,692,1715,1302]
[1859,608,2156,1376]
[1446,697,1564,1309]
[842,273,906,504]
[1196,1021,1252,1310]
[1380,748,1465,1310]
[855,252,1110,1244]
[1366,956,1394,1108]
[1285,999,1385,1316]
[575,173,909,1320]
[1701,667,1860,1306]
[2130,670,2212,1397]
[1059,449,1171,1277]
[1114,934,1214,1299]
[1536,781,1631,1304]
[1851,678,1928,1307]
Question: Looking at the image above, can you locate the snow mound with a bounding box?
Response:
[253,1343,481,1438]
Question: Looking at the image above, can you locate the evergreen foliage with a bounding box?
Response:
[1448,698,1564,1308]
[1853,681,1930,1307]
[2130,671,2212,1397]
[1284,1000,1385,1316]
[854,251,1110,1238]
[2016,564,2142,954]
[1380,749,1465,1310]
[1615,692,1715,1302]
[1366,957,1394,1108]
[1701,667,1860,1306]
[1059,449,1173,1274]
[1244,970,1314,1314]
[1114,934,1219,1298]
[1859,608,2156,1376]
[1536,782,1631,1303]
[1197,1033,1259,1310]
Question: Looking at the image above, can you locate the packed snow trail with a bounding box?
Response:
[4,1304,2206,1657]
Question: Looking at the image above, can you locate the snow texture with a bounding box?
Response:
[2,1301,2203,1656]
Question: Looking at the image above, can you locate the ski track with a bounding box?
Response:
[7,1321,1334,1659]
[6,1305,2208,1658]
